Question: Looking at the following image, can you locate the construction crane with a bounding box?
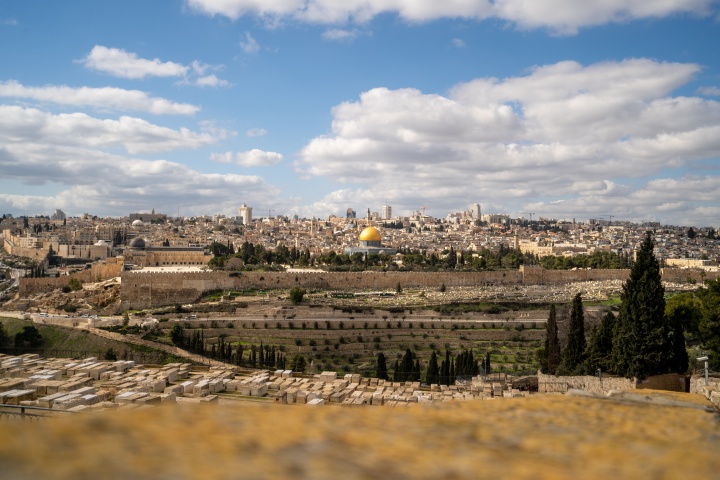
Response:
[420,206,430,216]
[267,209,276,219]
[523,212,536,222]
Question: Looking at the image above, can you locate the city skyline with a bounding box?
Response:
[0,1,719,226]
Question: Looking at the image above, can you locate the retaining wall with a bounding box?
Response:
[538,372,684,394]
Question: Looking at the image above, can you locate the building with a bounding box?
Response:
[382,205,392,220]
[344,226,396,256]
[238,204,253,225]
[122,237,212,268]
[51,209,66,221]
[472,204,481,221]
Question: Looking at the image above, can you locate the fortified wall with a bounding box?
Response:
[18,258,124,297]
[120,270,522,309]
[118,266,720,310]
[519,265,631,284]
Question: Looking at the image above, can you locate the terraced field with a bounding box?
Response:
[149,314,547,377]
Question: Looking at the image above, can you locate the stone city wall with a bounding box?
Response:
[120,270,523,309]
[3,245,50,260]
[118,266,720,310]
[19,259,123,296]
[660,268,720,284]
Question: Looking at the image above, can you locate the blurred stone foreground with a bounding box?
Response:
[1,390,718,480]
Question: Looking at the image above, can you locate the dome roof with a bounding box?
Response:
[131,219,144,226]
[359,226,381,242]
[128,237,146,249]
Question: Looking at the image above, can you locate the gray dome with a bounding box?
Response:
[128,237,146,249]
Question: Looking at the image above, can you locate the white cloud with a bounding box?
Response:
[0,105,273,217]
[0,105,222,154]
[451,38,465,48]
[246,128,269,137]
[239,32,260,54]
[81,46,189,79]
[295,58,720,225]
[185,0,716,34]
[1,18,18,26]
[0,155,280,218]
[194,74,231,87]
[0,80,199,115]
[210,149,283,167]
[698,86,720,96]
[322,28,362,41]
[81,46,230,87]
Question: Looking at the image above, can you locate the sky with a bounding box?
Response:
[0,0,719,227]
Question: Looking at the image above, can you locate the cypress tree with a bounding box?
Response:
[393,360,400,382]
[398,349,415,382]
[584,311,615,374]
[559,293,586,375]
[612,232,673,379]
[376,352,389,380]
[426,351,439,384]
[483,351,491,375]
[442,349,451,385]
[545,304,561,374]
[668,311,689,374]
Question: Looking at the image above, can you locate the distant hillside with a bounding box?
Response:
[0,317,175,363]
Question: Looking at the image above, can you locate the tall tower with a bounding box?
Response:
[238,203,252,225]
[472,204,481,220]
[382,205,392,220]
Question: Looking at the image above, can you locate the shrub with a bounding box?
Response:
[289,287,306,304]
[68,278,82,291]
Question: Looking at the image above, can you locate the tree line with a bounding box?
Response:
[375,347,490,385]
[170,324,288,369]
[208,240,631,273]
[538,232,720,379]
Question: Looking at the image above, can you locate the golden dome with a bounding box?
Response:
[358,226,381,242]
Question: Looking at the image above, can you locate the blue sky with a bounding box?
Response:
[1,0,719,227]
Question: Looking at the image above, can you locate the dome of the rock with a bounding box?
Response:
[358,226,381,242]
